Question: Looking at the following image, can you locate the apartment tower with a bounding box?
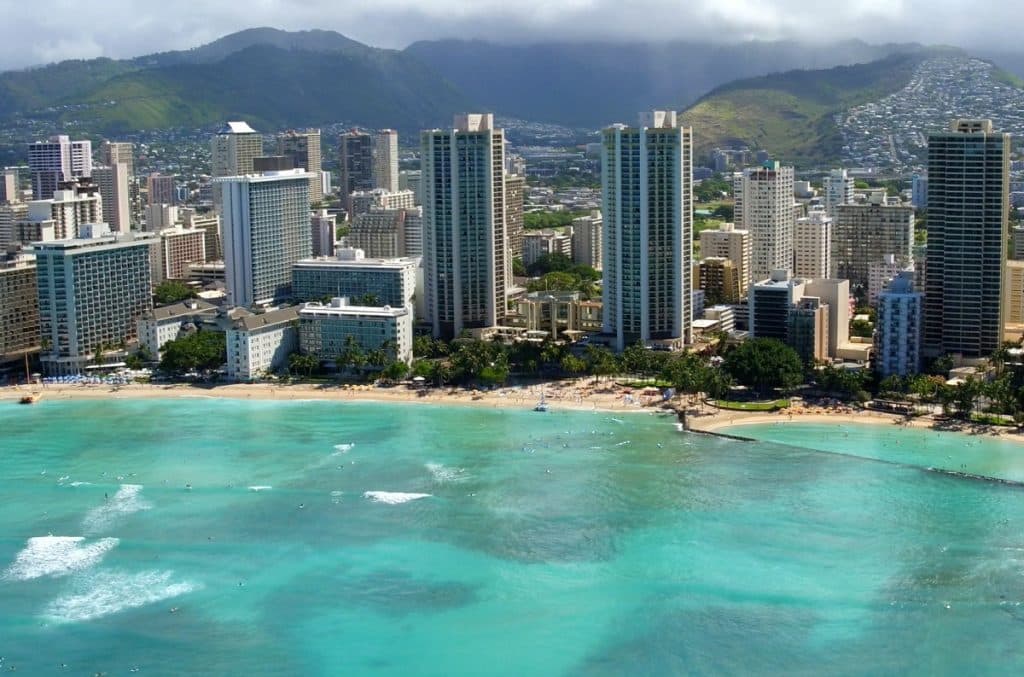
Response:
[421,114,507,339]
[602,110,692,352]
[924,119,1009,357]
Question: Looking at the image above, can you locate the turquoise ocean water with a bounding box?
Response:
[4,399,1024,674]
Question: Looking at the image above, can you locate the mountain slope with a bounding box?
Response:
[0,29,471,134]
[680,51,954,167]
[404,39,925,127]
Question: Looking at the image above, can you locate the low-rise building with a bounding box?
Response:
[698,257,743,304]
[506,291,603,340]
[137,299,218,356]
[299,298,413,365]
[226,306,299,380]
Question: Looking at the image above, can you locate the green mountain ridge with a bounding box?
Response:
[679,48,973,167]
[0,28,471,135]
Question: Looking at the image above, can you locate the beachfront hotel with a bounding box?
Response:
[299,297,413,365]
[924,119,1009,358]
[601,110,693,352]
[33,225,155,375]
[137,299,218,357]
[225,306,299,381]
[292,247,418,309]
[0,253,40,364]
[217,169,311,308]
[421,113,508,339]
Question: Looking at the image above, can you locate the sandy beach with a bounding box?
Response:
[0,378,667,414]
[688,401,1024,442]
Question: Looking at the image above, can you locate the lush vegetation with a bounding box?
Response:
[153,280,197,305]
[522,253,601,297]
[714,399,790,411]
[523,211,585,231]
[158,331,226,374]
[695,176,732,203]
[723,338,804,397]
[680,52,944,167]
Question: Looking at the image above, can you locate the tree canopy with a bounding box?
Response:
[154,280,197,305]
[723,338,803,396]
[159,331,226,374]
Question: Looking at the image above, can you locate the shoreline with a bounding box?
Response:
[0,379,664,415]
[689,404,1024,444]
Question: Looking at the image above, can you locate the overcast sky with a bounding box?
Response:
[0,0,1017,71]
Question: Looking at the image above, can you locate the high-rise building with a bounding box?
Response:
[422,114,507,338]
[180,209,221,261]
[924,119,1009,358]
[505,174,525,262]
[211,121,263,210]
[155,227,207,282]
[698,257,742,304]
[571,210,602,270]
[93,164,131,233]
[0,169,19,204]
[823,169,854,217]
[217,170,311,308]
[339,130,374,208]
[33,227,154,374]
[349,189,416,217]
[787,297,829,364]
[311,210,337,257]
[0,254,40,363]
[278,129,323,203]
[1004,260,1024,341]
[833,196,914,293]
[736,161,795,282]
[373,130,399,193]
[867,254,910,305]
[147,173,176,206]
[346,210,410,259]
[876,270,922,377]
[402,207,423,257]
[602,111,692,352]
[699,222,750,293]
[0,202,28,249]
[911,174,928,209]
[99,141,134,177]
[793,210,832,280]
[749,270,805,342]
[20,180,103,243]
[804,278,851,359]
[28,135,92,200]
[398,169,422,205]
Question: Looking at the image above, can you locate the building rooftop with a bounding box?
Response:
[233,306,299,332]
[144,299,217,322]
[218,121,257,135]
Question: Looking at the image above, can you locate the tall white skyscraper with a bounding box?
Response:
[211,121,263,210]
[217,170,311,308]
[27,135,92,200]
[737,161,795,282]
[823,168,854,217]
[374,130,399,193]
[421,114,507,338]
[602,111,692,352]
[93,163,131,233]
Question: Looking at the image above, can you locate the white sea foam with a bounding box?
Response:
[330,490,344,497]
[333,443,355,454]
[69,481,92,487]
[44,569,201,623]
[82,484,151,535]
[248,485,273,492]
[3,536,119,581]
[426,463,468,483]
[363,491,432,505]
